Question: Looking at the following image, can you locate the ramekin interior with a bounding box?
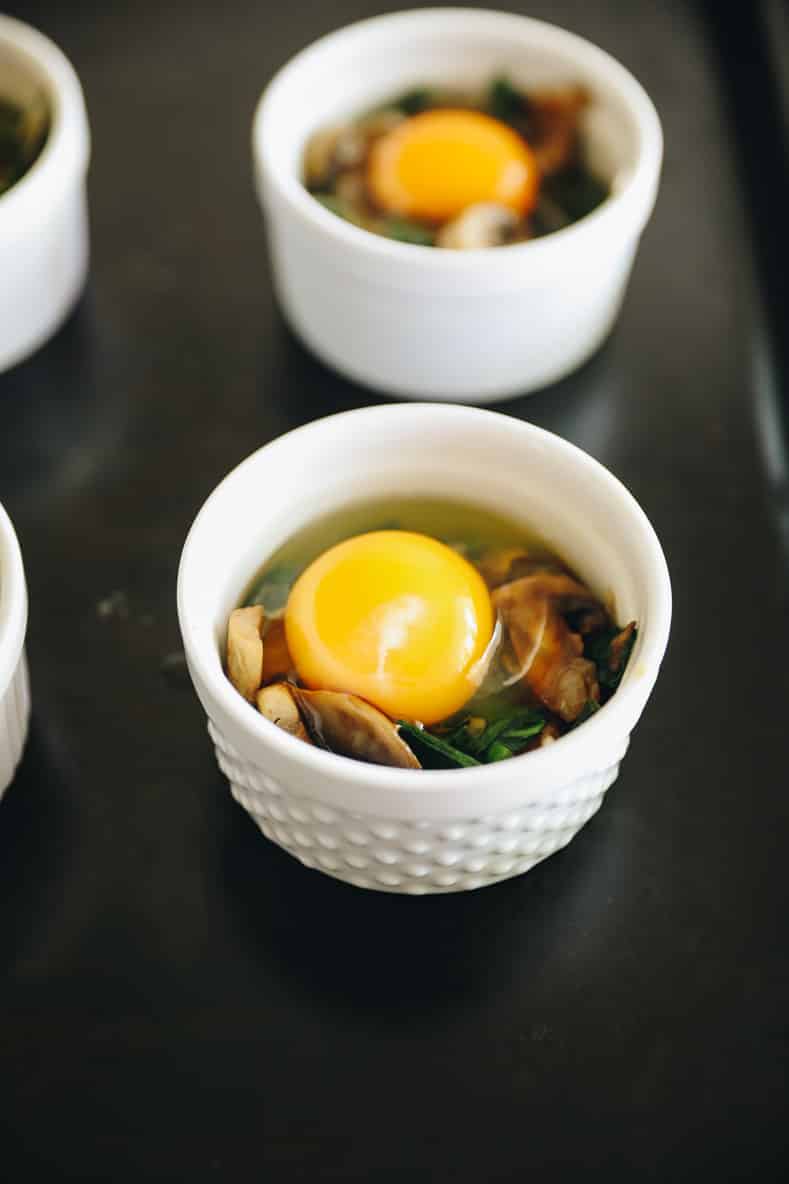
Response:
[178,405,671,808]
[0,15,89,239]
[253,7,662,268]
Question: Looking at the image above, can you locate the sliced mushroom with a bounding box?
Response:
[356,108,406,139]
[437,203,519,250]
[493,575,599,722]
[607,621,637,678]
[303,126,342,188]
[303,123,369,189]
[256,682,311,743]
[476,547,531,588]
[477,548,575,590]
[226,605,264,702]
[291,688,421,769]
[261,618,295,685]
[529,87,588,176]
[515,569,609,634]
[334,169,368,208]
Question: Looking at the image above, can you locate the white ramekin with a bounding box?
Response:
[0,15,90,375]
[253,8,662,403]
[0,501,30,800]
[177,404,671,894]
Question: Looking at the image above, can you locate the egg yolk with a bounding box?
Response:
[367,109,539,222]
[285,531,494,725]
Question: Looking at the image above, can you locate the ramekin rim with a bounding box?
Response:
[252,6,663,270]
[0,14,90,236]
[177,403,672,796]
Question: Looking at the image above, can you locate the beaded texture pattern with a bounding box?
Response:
[0,652,30,799]
[209,720,619,894]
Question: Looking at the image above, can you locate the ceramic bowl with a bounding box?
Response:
[0,501,30,799]
[253,7,662,402]
[0,14,90,374]
[177,404,671,894]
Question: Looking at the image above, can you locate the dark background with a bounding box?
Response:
[1,1,788,1179]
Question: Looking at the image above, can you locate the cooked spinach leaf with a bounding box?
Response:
[394,87,433,116]
[398,723,481,769]
[437,706,546,762]
[543,167,609,223]
[381,217,435,246]
[486,76,530,125]
[486,740,514,762]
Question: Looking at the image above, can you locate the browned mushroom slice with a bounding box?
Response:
[477,547,572,589]
[530,86,588,176]
[436,202,519,250]
[261,618,295,685]
[291,688,421,769]
[256,682,311,743]
[515,569,609,634]
[493,575,599,722]
[608,621,637,679]
[476,547,532,589]
[226,605,265,701]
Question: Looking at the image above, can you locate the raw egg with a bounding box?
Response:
[285,531,494,724]
[367,108,539,222]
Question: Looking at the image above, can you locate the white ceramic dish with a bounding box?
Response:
[253,7,662,403]
[177,404,671,894]
[0,15,90,375]
[0,501,30,800]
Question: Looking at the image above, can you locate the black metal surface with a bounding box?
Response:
[1,1,788,1179]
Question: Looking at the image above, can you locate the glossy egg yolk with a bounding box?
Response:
[285,531,494,724]
[367,109,539,221]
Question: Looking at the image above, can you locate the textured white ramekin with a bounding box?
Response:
[253,8,662,401]
[0,501,30,800]
[178,404,671,893]
[0,15,90,374]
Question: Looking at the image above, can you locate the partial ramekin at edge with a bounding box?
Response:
[253,7,663,403]
[0,14,90,375]
[177,403,672,894]
[0,501,30,799]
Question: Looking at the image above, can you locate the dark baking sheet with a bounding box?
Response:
[1,1,788,1179]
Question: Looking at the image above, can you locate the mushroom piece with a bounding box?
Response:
[226,605,264,702]
[529,87,588,176]
[291,688,421,769]
[607,621,637,680]
[476,548,576,590]
[493,575,599,722]
[256,682,311,743]
[303,126,342,188]
[303,123,371,189]
[515,569,609,635]
[261,618,295,685]
[437,202,519,250]
[356,108,405,140]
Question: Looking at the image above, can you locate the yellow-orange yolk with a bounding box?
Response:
[285,531,495,724]
[367,108,540,221]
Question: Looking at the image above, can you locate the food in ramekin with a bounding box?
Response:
[303,77,608,248]
[224,499,636,769]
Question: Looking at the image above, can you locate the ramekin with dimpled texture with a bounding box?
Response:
[0,501,30,801]
[177,405,671,894]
